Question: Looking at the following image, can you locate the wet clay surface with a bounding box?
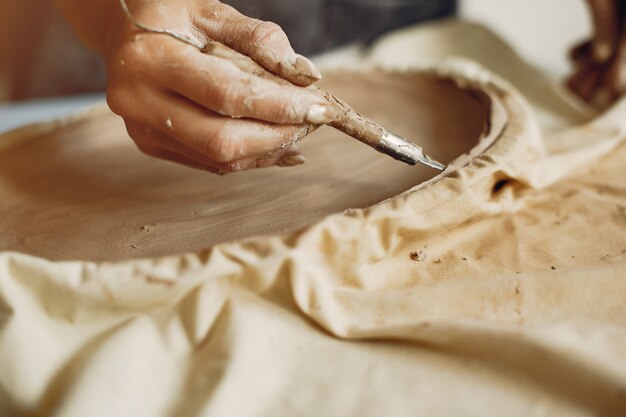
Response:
[0,72,490,261]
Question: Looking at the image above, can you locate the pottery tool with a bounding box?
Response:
[322,94,447,170]
[336,121,446,169]
[117,0,447,171]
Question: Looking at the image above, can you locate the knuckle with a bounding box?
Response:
[211,84,239,115]
[120,41,151,69]
[198,1,231,22]
[105,46,154,117]
[250,20,285,46]
[105,87,127,116]
[270,100,296,123]
[205,123,242,162]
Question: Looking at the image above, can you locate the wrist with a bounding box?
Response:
[100,0,208,59]
[52,0,131,56]
[98,0,139,58]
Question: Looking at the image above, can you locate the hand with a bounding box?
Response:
[568,0,626,109]
[100,0,333,173]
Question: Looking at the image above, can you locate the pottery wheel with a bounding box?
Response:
[0,71,491,261]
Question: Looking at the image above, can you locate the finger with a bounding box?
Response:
[136,145,212,171]
[192,2,321,86]
[131,137,214,171]
[201,40,288,85]
[590,51,626,108]
[606,30,626,94]
[276,147,308,167]
[127,120,305,174]
[152,41,333,124]
[117,36,334,124]
[567,65,603,102]
[153,89,315,162]
[125,120,223,171]
[218,144,306,174]
[114,85,315,163]
[586,0,620,62]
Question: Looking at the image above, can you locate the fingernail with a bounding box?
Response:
[278,154,307,167]
[306,104,336,125]
[294,54,322,81]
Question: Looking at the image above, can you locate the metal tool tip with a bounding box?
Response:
[377,132,447,170]
[418,154,447,171]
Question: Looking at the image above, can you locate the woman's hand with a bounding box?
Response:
[568,0,626,109]
[55,0,334,173]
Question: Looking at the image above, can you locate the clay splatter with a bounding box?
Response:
[410,251,427,262]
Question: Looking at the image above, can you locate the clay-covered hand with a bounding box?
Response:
[568,0,626,108]
[56,0,333,173]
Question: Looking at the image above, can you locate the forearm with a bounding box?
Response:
[53,0,126,54]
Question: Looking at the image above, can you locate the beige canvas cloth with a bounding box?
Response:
[1,20,626,416]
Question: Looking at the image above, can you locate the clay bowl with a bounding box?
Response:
[0,69,512,261]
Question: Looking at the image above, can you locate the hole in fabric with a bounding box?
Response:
[492,179,512,195]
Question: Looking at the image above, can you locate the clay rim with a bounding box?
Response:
[320,62,529,211]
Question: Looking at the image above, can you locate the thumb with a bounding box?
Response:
[195,3,321,86]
